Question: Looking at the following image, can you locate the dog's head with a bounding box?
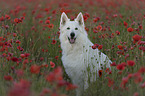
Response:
[60,12,86,44]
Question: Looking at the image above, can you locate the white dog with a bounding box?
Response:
[59,12,112,96]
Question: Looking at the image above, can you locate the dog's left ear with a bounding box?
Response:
[60,12,69,27]
[75,12,85,27]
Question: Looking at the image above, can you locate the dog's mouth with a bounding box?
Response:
[68,37,76,44]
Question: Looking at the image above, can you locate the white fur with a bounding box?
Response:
[59,12,112,96]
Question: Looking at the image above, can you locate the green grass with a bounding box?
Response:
[0,0,145,96]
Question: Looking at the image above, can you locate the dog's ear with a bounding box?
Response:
[75,12,85,27]
[60,12,69,27]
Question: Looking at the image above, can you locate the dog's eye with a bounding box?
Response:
[75,27,78,30]
[67,27,70,30]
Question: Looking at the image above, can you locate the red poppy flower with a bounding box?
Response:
[115,31,120,35]
[127,60,135,66]
[24,53,30,57]
[50,61,55,68]
[139,25,143,29]
[123,21,128,27]
[48,24,54,29]
[45,20,50,24]
[92,44,97,49]
[40,57,44,61]
[16,69,24,77]
[127,27,134,32]
[134,75,143,84]
[8,79,31,96]
[66,83,78,91]
[110,62,116,66]
[133,92,139,96]
[133,34,142,42]
[98,45,103,50]
[120,77,129,88]
[140,82,145,88]
[128,73,133,79]
[125,54,130,59]
[5,14,11,20]
[46,72,55,83]
[92,44,99,49]
[40,88,51,96]
[4,75,13,81]
[106,77,114,87]
[96,25,102,31]
[14,18,19,23]
[0,16,5,21]
[30,64,41,74]
[99,70,103,77]
[20,54,25,58]
[13,33,17,37]
[46,67,63,83]
[116,64,125,70]
[51,40,57,44]
[55,56,59,60]
[117,45,123,50]
[11,57,19,62]
[138,67,145,73]
[16,40,21,44]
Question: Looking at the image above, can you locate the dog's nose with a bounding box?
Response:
[70,32,75,38]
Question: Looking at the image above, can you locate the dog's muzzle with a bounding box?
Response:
[68,32,76,44]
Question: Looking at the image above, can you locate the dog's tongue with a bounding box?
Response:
[70,38,75,43]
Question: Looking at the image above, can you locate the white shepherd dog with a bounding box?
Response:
[59,12,112,96]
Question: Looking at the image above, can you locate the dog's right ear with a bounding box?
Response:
[60,12,69,27]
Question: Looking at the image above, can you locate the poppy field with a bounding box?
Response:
[0,0,145,96]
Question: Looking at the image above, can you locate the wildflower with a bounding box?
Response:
[133,73,143,83]
[115,31,120,35]
[133,34,142,42]
[24,53,30,57]
[46,72,55,83]
[51,40,57,44]
[133,92,139,96]
[127,60,135,66]
[138,67,145,73]
[8,79,31,96]
[0,16,5,21]
[48,24,54,29]
[127,27,134,32]
[40,57,44,61]
[50,61,55,68]
[99,70,103,77]
[16,69,24,77]
[20,54,25,58]
[55,56,59,60]
[140,82,145,88]
[4,75,13,81]
[116,64,125,70]
[110,62,116,66]
[92,44,99,49]
[125,54,129,59]
[127,73,133,79]
[46,67,63,83]
[66,83,78,91]
[11,57,19,62]
[106,77,114,87]
[96,25,102,31]
[45,20,50,24]
[14,18,19,23]
[30,64,41,74]
[120,77,128,88]
[98,45,103,50]
[123,21,128,27]
[117,45,123,50]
